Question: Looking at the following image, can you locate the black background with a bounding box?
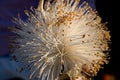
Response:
[95,0,119,80]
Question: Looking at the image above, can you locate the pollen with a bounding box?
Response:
[10,0,111,80]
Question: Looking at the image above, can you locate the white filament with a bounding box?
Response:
[11,0,110,80]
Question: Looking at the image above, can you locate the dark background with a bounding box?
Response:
[0,0,117,80]
[96,0,119,80]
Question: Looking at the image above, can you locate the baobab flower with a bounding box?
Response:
[9,0,110,80]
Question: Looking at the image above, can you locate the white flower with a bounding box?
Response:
[10,0,110,80]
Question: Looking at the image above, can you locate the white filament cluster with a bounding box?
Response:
[10,0,110,80]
